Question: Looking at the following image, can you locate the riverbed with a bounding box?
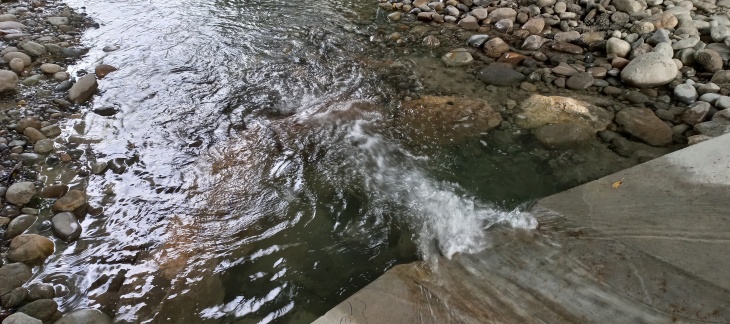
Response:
[31,0,652,322]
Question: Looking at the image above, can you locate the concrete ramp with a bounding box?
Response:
[314,134,730,323]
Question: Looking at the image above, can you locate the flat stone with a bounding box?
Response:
[566,72,594,89]
[551,62,579,76]
[39,63,63,74]
[68,74,98,104]
[552,42,583,54]
[671,36,700,50]
[477,63,525,86]
[458,15,479,30]
[52,189,87,212]
[441,49,473,67]
[46,17,69,26]
[515,94,613,132]
[21,41,47,57]
[488,8,517,22]
[554,31,580,43]
[615,107,673,146]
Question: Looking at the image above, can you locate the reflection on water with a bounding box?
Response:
[28,0,638,322]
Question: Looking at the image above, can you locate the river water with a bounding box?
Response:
[32,0,640,322]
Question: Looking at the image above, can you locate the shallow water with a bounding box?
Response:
[30,0,640,322]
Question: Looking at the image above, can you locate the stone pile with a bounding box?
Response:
[379,0,730,147]
[0,1,115,323]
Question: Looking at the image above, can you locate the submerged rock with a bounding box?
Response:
[54,309,113,324]
[398,96,502,144]
[52,212,82,241]
[477,63,525,86]
[534,124,592,149]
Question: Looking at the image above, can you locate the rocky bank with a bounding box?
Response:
[0,0,116,323]
[378,0,730,151]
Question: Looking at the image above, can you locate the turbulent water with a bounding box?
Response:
[29,0,633,322]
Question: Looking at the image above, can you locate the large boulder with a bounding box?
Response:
[54,309,113,324]
[615,107,673,146]
[6,182,37,206]
[620,52,678,87]
[398,96,502,144]
[7,234,54,264]
[515,94,613,132]
[68,74,98,104]
[0,263,32,296]
[0,70,18,93]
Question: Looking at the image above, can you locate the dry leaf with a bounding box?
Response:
[611,178,624,189]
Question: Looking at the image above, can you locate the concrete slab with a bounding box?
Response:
[314,134,730,323]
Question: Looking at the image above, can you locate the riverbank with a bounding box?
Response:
[377,0,730,152]
[0,0,115,323]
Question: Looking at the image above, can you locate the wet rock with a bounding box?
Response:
[695,49,723,72]
[3,52,31,66]
[674,83,698,104]
[5,215,37,239]
[108,158,128,174]
[26,283,55,301]
[534,124,592,149]
[398,96,502,144]
[422,36,440,48]
[466,34,489,48]
[1,286,27,308]
[52,212,82,241]
[55,80,73,92]
[21,41,47,57]
[18,153,41,166]
[681,101,711,125]
[54,309,113,324]
[441,49,473,67]
[615,107,673,146]
[6,182,37,206]
[621,52,678,87]
[0,263,32,296]
[52,190,87,212]
[515,94,613,132]
[40,125,62,138]
[68,74,98,104]
[0,70,18,93]
[17,299,59,323]
[1,205,21,218]
[7,234,54,263]
[477,63,525,86]
[566,72,594,89]
[483,37,509,58]
[34,139,55,154]
[39,184,68,199]
[91,161,108,174]
[2,312,42,324]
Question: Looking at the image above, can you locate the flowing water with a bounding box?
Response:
[29,0,642,322]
